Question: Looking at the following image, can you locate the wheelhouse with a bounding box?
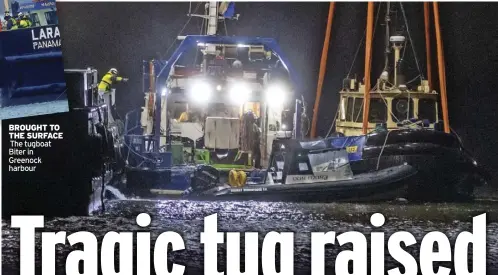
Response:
[336,79,440,136]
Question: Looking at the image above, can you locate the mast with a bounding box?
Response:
[187,2,220,74]
[383,2,391,72]
[362,2,375,134]
[424,2,433,90]
[207,1,218,35]
[433,2,450,134]
[204,2,218,74]
[311,2,335,138]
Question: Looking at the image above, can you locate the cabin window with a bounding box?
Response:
[172,103,188,120]
[392,98,414,122]
[307,149,350,172]
[344,97,363,122]
[340,98,346,121]
[369,99,387,123]
[44,11,58,25]
[418,99,437,123]
[437,100,442,122]
[352,98,363,122]
[30,14,41,27]
[346,97,354,121]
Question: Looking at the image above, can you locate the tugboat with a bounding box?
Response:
[118,2,488,202]
[306,2,490,201]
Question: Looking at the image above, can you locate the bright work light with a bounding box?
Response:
[189,80,212,104]
[229,82,251,105]
[265,84,287,108]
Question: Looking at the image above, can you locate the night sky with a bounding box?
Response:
[55,2,498,185]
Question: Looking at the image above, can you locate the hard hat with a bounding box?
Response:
[18,12,23,17]
[109,68,118,75]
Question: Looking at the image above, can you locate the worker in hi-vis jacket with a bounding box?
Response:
[10,12,31,29]
[3,11,17,30]
[98,68,128,124]
[18,12,32,28]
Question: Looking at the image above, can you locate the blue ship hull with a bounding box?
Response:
[0,25,67,116]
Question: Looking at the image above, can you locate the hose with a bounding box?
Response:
[238,171,247,187]
[228,169,247,187]
[228,169,239,187]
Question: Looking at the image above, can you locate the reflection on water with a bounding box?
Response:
[2,199,498,274]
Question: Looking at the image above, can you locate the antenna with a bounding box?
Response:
[390,35,405,87]
[383,2,391,72]
[207,1,218,35]
[187,2,240,36]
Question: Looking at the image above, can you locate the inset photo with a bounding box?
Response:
[0,0,68,120]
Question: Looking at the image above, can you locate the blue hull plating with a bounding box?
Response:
[0,25,67,108]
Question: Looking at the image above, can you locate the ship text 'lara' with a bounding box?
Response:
[31,26,61,50]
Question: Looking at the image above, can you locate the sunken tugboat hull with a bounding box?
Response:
[351,129,484,202]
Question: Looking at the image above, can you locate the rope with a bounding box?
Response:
[406,74,421,85]
[376,129,393,170]
[123,139,157,162]
[55,88,67,100]
[354,98,364,123]
[399,2,423,80]
[375,122,424,172]
[374,120,426,171]
[376,88,401,123]
[325,104,341,137]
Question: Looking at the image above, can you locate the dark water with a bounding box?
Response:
[2,199,498,274]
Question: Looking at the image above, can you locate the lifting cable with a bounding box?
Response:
[399,2,423,80]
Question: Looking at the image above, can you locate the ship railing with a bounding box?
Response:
[123,108,168,166]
